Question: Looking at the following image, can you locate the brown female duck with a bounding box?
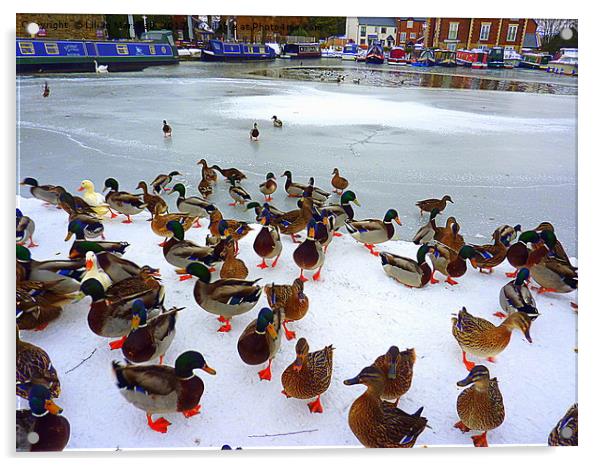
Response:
[136,181,168,218]
[265,278,309,340]
[150,205,197,247]
[373,346,416,403]
[197,159,218,185]
[548,403,578,446]
[17,326,61,399]
[416,195,453,217]
[461,230,508,274]
[219,237,249,280]
[331,168,349,194]
[211,164,246,182]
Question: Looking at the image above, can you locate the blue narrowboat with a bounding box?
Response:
[412,49,436,67]
[16,31,178,74]
[282,43,321,59]
[341,42,359,61]
[365,41,385,64]
[200,40,276,61]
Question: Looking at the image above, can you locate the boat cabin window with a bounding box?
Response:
[149,44,156,55]
[44,43,59,55]
[116,44,129,55]
[18,42,35,55]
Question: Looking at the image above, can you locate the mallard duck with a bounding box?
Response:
[344,366,427,448]
[452,306,532,370]
[237,307,282,381]
[150,205,197,247]
[52,186,99,217]
[246,201,286,221]
[103,178,147,223]
[207,206,252,252]
[331,168,349,195]
[77,180,111,216]
[461,230,507,274]
[345,209,401,256]
[17,326,60,399]
[253,209,283,269]
[219,237,249,280]
[20,177,60,205]
[312,209,336,252]
[170,183,212,228]
[66,220,129,260]
[162,120,172,137]
[435,216,464,251]
[43,81,50,98]
[281,170,307,197]
[416,195,453,217]
[529,230,577,294]
[227,178,252,206]
[380,244,434,288]
[259,173,278,201]
[56,196,105,240]
[198,176,214,197]
[81,251,112,290]
[80,271,165,349]
[373,346,416,403]
[548,403,578,446]
[122,300,182,364]
[16,282,73,331]
[272,196,314,243]
[272,115,283,127]
[494,224,521,247]
[320,190,360,232]
[150,171,181,194]
[16,244,84,294]
[16,385,70,451]
[265,278,309,340]
[16,208,37,247]
[535,222,571,263]
[305,177,331,203]
[112,350,216,433]
[293,219,325,282]
[455,365,504,447]
[495,268,539,320]
[427,243,475,286]
[163,221,221,280]
[412,208,440,245]
[197,159,218,185]
[211,165,247,182]
[250,122,260,140]
[186,263,262,332]
[136,181,168,219]
[281,338,333,412]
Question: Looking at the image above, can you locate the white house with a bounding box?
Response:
[345,17,397,48]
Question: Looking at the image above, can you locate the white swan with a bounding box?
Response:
[94,60,109,74]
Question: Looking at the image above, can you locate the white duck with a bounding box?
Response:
[81,251,112,291]
[94,60,109,74]
[78,180,111,216]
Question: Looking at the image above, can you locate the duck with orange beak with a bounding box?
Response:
[345,209,402,256]
[237,308,281,381]
[81,251,112,291]
[293,219,325,282]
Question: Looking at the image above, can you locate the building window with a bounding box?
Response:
[44,43,59,55]
[400,32,407,42]
[448,22,459,40]
[360,26,366,36]
[374,27,378,33]
[18,42,35,55]
[381,27,386,34]
[507,24,518,42]
[407,20,413,28]
[479,23,491,41]
[360,38,366,45]
[410,33,416,39]
[116,44,129,55]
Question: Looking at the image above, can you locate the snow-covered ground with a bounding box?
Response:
[16,194,577,450]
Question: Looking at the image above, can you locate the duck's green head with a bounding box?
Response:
[246,201,261,211]
[131,299,147,329]
[518,230,540,245]
[103,177,119,193]
[218,220,230,237]
[169,171,181,177]
[341,190,360,206]
[16,245,31,262]
[74,240,105,254]
[429,208,441,220]
[266,172,275,180]
[28,384,63,416]
[16,208,23,219]
[459,245,477,259]
[540,230,557,249]
[516,268,530,286]
[256,308,278,340]
[65,219,86,241]
[186,263,211,283]
[384,209,402,225]
[281,170,292,178]
[416,244,434,264]
[167,220,185,241]
[442,195,454,203]
[175,351,216,378]
[20,177,39,187]
[80,278,106,301]
[457,365,490,387]
[171,183,186,197]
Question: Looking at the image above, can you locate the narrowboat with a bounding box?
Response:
[546,48,578,76]
[387,47,408,65]
[503,49,522,68]
[411,49,435,67]
[356,49,367,62]
[365,42,385,64]
[282,43,321,59]
[321,46,342,58]
[486,46,505,68]
[434,49,457,67]
[200,40,276,61]
[518,52,553,70]
[341,43,359,61]
[456,49,488,68]
[265,42,282,56]
[16,32,178,74]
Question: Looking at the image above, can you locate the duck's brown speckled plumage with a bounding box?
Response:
[281,339,333,400]
[548,403,578,446]
[373,347,416,401]
[456,367,505,433]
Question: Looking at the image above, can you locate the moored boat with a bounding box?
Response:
[341,43,359,61]
[282,43,321,59]
[518,52,553,70]
[546,48,578,76]
[201,40,276,61]
[355,49,367,62]
[16,32,178,74]
[456,49,488,68]
[434,49,457,67]
[486,46,505,68]
[365,41,385,64]
[412,48,435,67]
[503,49,522,69]
[387,46,408,65]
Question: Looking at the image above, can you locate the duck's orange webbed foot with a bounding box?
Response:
[258,360,272,381]
[454,420,470,433]
[146,414,171,434]
[109,336,127,350]
[471,432,489,447]
[182,405,201,418]
[217,319,232,333]
[493,311,507,319]
[445,276,459,285]
[307,395,323,413]
[505,270,517,278]
[257,259,269,269]
[462,351,475,371]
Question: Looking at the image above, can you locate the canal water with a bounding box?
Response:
[17,60,577,254]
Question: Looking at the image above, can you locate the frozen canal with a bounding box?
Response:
[17,61,577,255]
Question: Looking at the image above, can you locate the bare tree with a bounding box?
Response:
[536,19,577,50]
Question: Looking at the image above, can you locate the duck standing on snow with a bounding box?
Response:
[259,173,278,201]
[412,208,440,245]
[136,181,168,219]
[265,278,309,340]
[415,195,453,218]
[380,244,435,288]
[271,115,283,127]
[81,251,112,291]
[17,326,61,400]
[150,171,181,194]
[320,190,360,233]
[345,209,402,256]
[42,81,50,98]
[331,168,349,195]
[250,122,260,140]
[150,205,197,247]
[427,243,475,286]
[170,183,212,228]
[454,365,505,447]
[495,268,539,320]
[529,230,578,294]
[20,177,60,206]
[112,350,216,434]
[253,208,283,269]
[162,120,172,137]
[16,208,37,248]
[103,178,147,224]
[65,219,129,260]
[197,159,218,185]
[211,165,247,183]
[227,178,252,206]
[219,236,249,280]
[293,219,325,282]
[281,338,333,412]
[237,307,282,381]
[372,346,416,404]
[78,180,111,217]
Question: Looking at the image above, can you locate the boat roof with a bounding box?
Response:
[358,17,397,27]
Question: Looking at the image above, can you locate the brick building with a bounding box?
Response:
[396,18,426,47]
[17,13,107,40]
[345,17,397,48]
[423,18,539,51]
[234,16,311,42]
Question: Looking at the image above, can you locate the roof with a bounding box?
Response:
[358,17,397,27]
[523,33,540,48]
[398,18,427,22]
